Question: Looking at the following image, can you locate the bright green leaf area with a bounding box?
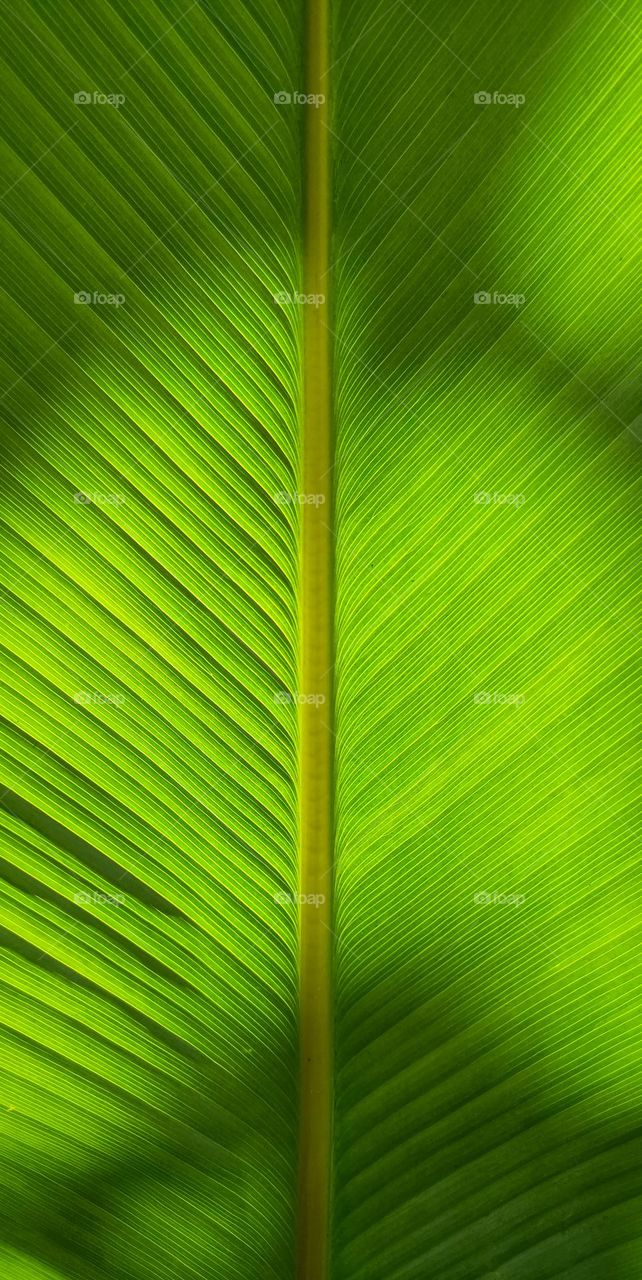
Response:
[0,2,302,1278]
[332,2,642,1278]
[0,2,641,1279]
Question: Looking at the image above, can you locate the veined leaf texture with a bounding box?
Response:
[0,2,640,1280]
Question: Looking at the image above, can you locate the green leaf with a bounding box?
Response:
[332,1,642,1277]
[1,1,641,1279]
[0,2,303,1277]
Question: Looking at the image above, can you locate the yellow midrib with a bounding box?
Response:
[297,0,332,1277]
